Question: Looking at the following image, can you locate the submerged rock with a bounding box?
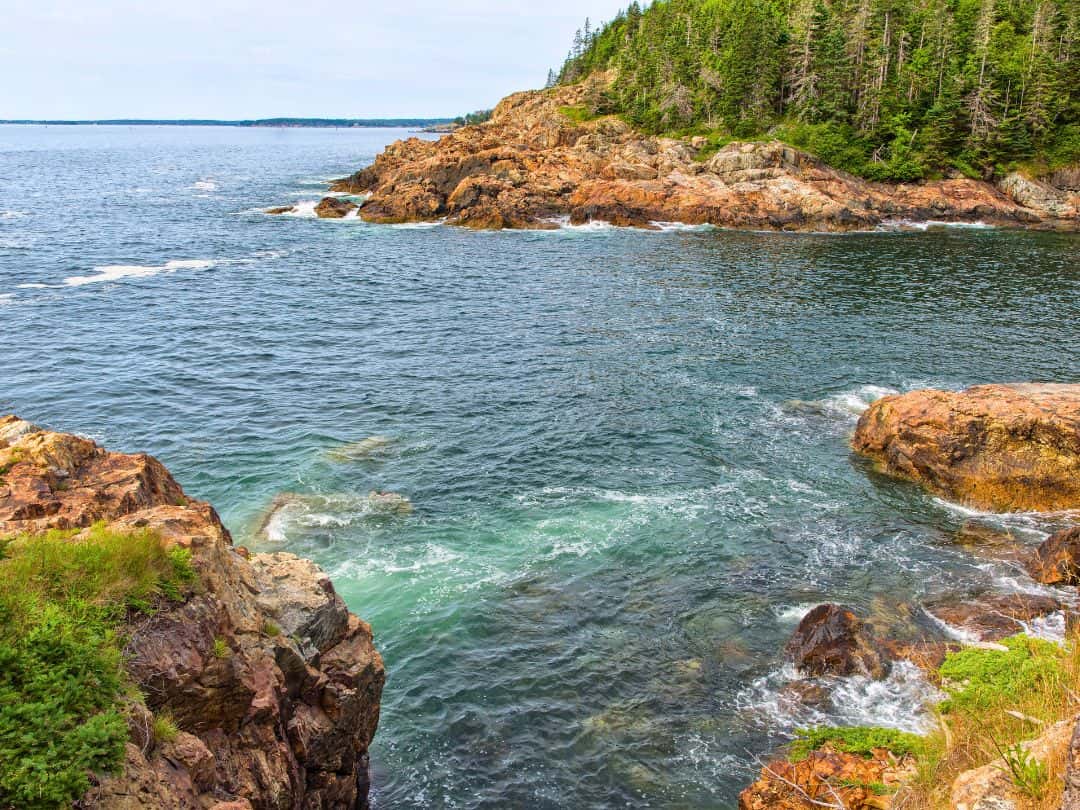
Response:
[324,436,394,462]
[254,489,413,541]
[365,490,413,515]
[0,417,385,809]
[1027,526,1080,586]
[265,205,294,215]
[852,383,1080,512]
[785,604,888,679]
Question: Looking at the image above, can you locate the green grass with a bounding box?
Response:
[263,619,281,637]
[789,725,928,761]
[0,523,195,808]
[558,105,602,124]
[212,637,230,659]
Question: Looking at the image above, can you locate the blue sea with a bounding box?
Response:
[2,124,1078,808]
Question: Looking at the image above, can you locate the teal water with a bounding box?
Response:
[2,125,1079,808]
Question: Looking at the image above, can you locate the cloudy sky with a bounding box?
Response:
[1,1,630,119]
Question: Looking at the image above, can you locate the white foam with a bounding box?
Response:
[1023,611,1067,643]
[921,607,982,643]
[786,384,899,421]
[16,282,50,289]
[772,603,823,623]
[0,293,13,303]
[824,384,899,415]
[0,210,27,219]
[737,661,941,736]
[64,259,216,287]
[879,219,996,231]
[931,498,1079,527]
[284,200,319,218]
[650,221,716,232]
[191,179,217,192]
[388,219,445,229]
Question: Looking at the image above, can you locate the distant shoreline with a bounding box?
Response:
[0,118,453,128]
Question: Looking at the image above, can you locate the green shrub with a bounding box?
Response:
[0,524,193,808]
[937,635,1066,716]
[212,637,230,659]
[789,725,927,761]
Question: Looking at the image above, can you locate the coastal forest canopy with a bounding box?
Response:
[551,0,1079,181]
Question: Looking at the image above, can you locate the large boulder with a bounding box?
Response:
[1027,527,1080,586]
[785,604,888,679]
[852,384,1080,512]
[0,417,385,810]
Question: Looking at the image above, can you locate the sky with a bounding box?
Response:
[0,1,631,119]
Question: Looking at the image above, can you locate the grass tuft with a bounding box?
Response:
[152,714,179,745]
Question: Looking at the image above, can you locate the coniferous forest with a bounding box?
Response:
[552,0,1079,181]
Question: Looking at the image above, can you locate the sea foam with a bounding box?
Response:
[737,661,941,736]
[64,259,217,287]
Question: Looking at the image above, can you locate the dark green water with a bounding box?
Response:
[2,125,1078,807]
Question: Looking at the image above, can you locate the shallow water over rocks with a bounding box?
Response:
[1,125,1078,808]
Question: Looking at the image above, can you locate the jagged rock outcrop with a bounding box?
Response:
[852,384,1080,512]
[320,84,1079,231]
[739,747,916,810]
[1028,527,1080,586]
[997,172,1079,219]
[0,416,384,809]
[785,604,888,679]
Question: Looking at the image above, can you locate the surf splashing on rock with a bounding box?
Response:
[736,661,942,737]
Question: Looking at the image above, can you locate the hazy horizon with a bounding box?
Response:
[0,1,629,120]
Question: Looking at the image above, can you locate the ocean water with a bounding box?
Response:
[2,124,1079,808]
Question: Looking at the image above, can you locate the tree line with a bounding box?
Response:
[551,0,1078,181]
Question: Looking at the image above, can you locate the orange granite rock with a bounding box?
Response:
[852,384,1080,512]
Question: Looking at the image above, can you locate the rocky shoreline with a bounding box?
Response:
[0,416,384,809]
[739,384,1080,809]
[4,382,1080,808]
[270,84,1079,233]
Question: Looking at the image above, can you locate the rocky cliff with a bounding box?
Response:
[302,83,1079,232]
[0,416,384,809]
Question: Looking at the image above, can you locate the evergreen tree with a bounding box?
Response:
[552,0,1079,179]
